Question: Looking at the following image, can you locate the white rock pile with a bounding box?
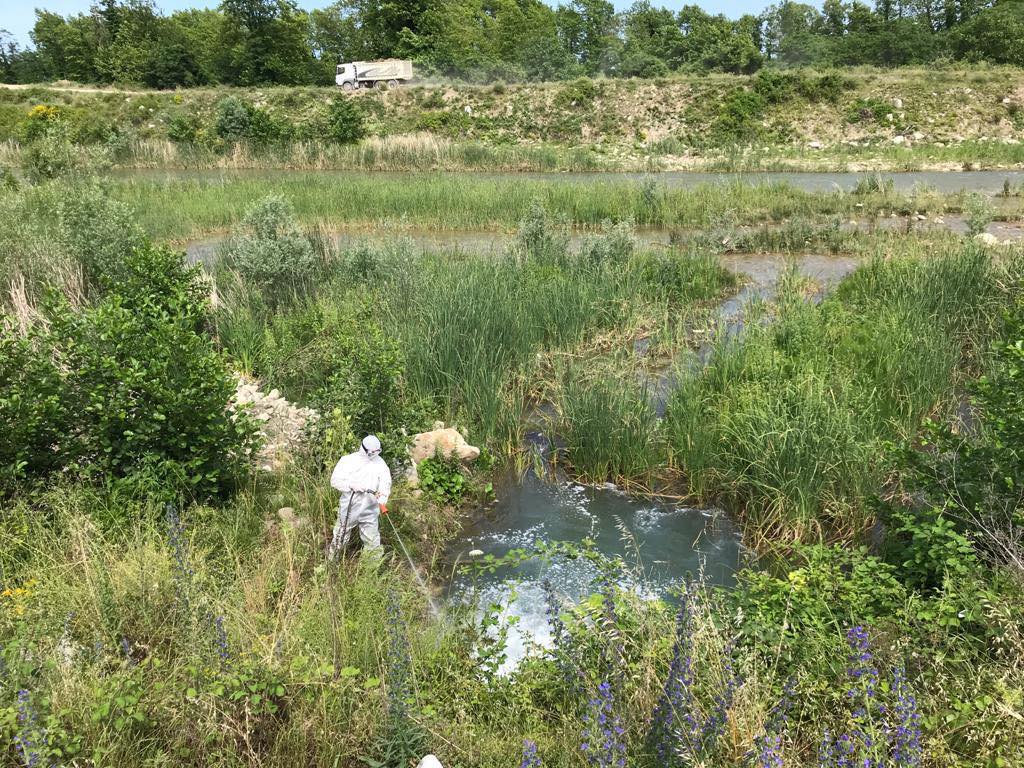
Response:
[233,377,319,472]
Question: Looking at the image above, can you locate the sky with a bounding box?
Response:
[0,0,778,47]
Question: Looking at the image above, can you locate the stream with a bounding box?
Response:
[445,472,741,673]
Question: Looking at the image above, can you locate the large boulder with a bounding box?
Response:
[405,424,480,494]
[408,425,480,465]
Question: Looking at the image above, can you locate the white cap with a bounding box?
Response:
[361,435,382,455]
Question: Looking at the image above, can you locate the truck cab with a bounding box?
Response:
[335,63,357,91]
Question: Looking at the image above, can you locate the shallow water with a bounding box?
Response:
[445,472,740,672]
[183,217,1024,265]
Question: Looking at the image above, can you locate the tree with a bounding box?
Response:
[339,0,434,59]
[218,0,316,84]
[556,0,620,74]
[623,1,686,69]
[310,3,364,83]
[32,10,104,82]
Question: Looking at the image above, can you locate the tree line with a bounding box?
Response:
[0,0,1022,88]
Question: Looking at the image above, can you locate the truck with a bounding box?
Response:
[335,59,413,91]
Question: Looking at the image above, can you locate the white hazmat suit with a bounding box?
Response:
[328,442,392,558]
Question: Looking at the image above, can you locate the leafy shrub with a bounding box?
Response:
[888,506,979,591]
[167,112,201,144]
[324,98,366,144]
[710,88,766,143]
[554,78,599,109]
[617,52,670,79]
[19,104,61,142]
[0,244,256,499]
[261,299,407,439]
[846,97,892,124]
[53,181,147,296]
[801,72,852,104]
[22,124,78,182]
[417,453,467,504]
[753,69,802,105]
[0,167,17,192]
[731,545,907,662]
[222,196,319,296]
[965,192,994,236]
[215,96,252,142]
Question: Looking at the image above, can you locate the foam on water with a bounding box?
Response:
[447,473,741,672]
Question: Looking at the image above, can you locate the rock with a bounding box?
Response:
[408,426,481,465]
[232,376,319,472]
[463,105,472,115]
[891,135,906,145]
[975,232,999,246]
[885,113,894,123]
[417,756,444,768]
[807,140,823,150]
[911,131,925,141]
[1003,97,1012,105]
[277,507,306,530]
[892,97,903,109]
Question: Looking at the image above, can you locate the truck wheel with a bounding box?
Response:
[375,80,387,91]
[387,79,399,89]
[341,82,354,92]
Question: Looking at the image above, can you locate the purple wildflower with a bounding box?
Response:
[648,591,699,763]
[751,677,794,768]
[541,578,581,694]
[845,626,879,710]
[212,615,230,667]
[582,680,626,768]
[703,635,741,749]
[15,689,43,768]
[889,667,922,768]
[520,739,542,768]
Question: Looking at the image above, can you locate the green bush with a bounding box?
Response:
[53,181,147,296]
[222,196,319,296]
[261,299,407,439]
[167,112,201,144]
[731,544,907,663]
[846,97,892,124]
[554,78,599,109]
[19,104,62,142]
[617,52,670,79]
[710,88,767,143]
[22,124,78,182]
[214,96,286,145]
[324,98,366,144]
[417,453,467,505]
[0,244,256,499]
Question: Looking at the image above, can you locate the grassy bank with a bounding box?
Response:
[3,66,1024,172]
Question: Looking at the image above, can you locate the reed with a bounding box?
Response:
[664,242,1001,546]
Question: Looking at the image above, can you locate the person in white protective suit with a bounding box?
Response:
[328,435,392,559]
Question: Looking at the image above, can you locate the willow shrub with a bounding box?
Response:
[0,243,256,501]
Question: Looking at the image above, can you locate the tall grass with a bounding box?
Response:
[100,172,976,241]
[553,361,664,485]
[112,135,606,173]
[664,243,1001,545]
